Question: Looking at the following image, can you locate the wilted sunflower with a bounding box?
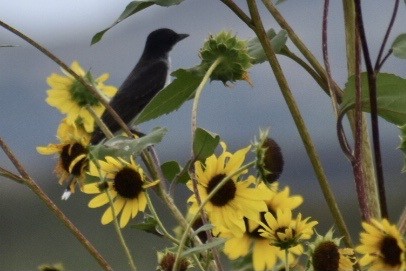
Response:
[356,218,405,271]
[45,61,117,132]
[83,156,158,228]
[223,182,303,271]
[37,118,90,194]
[187,142,269,237]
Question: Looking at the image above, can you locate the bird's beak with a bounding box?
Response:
[177,33,189,41]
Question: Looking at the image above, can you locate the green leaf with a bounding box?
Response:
[399,124,406,173]
[193,128,220,161]
[391,33,406,59]
[91,0,185,45]
[190,223,214,238]
[248,29,288,64]
[134,68,204,124]
[161,160,190,184]
[90,127,167,161]
[131,214,163,237]
[181,237,226,257]
[340,72,406,126]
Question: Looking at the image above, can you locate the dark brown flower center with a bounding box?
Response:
[114,167,143,199]
[380,236,402,267]
[206,174,236,206]
[312,241,340,271]
[60,143,88,176]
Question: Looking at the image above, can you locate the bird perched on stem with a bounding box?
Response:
[91,28,189,144]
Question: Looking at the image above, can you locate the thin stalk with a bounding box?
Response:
[261,0,343,99]
[0,137,113,271]
[173,161,256,271]
[354,0,388,219]
[105,190,137,271]
[86,106,114,140]
[342,0,381,219]
[0,166,25,184]
[190,57,224,271]
[322,0,340,116]
[398,205,406,235]
[191,57,223,144]
[246,0,353,248]
[374,0,400,71]
[145,192,180,245]
[353,28,372,220]
[285,249,289,271]
[219,0,254,28]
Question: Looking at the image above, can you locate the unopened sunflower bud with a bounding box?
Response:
[199,31,252,84]
[157,251,191,271]
[255,130,284,183]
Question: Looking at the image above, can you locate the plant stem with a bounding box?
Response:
[105,190,137,271]
[285,249,289,271]
[145,192,180,244]
[190,57,224,271]
[342,0,381,219]
[0,166,25,184]
[322,0,340,116]
[246,0,353,248]
[261,0,342,99]
[0,137,113,271]
[354,0,388,219]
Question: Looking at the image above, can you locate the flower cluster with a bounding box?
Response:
[38,61,157,228]
[186,141,319,270]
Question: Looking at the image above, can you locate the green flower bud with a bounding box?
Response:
[199,31,253,84]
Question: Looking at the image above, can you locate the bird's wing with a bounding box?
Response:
[100,60,168,133]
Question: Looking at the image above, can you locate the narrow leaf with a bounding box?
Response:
[340,72,406,126]
[181,237,226,257]
[193,128,220,161]
[91,0,185,45]
[134,68,204,124]
[190,223,214,238]
[90,127,167,161]
[391,33,406,59]
[248,29,288,64]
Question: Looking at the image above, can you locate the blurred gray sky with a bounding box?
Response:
[1,1,405,270]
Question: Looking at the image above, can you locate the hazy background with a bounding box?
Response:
[1,1,405,270]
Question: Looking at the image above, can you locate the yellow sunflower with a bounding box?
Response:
[308,229,357,271]
[259,208,318,250]
[46,61,117,132]
[223,182,304,271]
[37,118,90,192]
[356,218,405,271]
[187,142,270,237]
[83,156,158,228]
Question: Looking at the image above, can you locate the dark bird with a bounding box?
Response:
[91,28,189,144]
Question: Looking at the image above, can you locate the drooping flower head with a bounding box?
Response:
[308,229,357,271]
[187,142,269,237]
[223,182,304,271]
[356,218,405,271]
[259,208,318,250]
[46,61,117,132]
[83,156,158,228]
[37,118,90,192]
[254,129,284,184]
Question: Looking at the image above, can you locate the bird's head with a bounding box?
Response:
[143,28,189,57]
